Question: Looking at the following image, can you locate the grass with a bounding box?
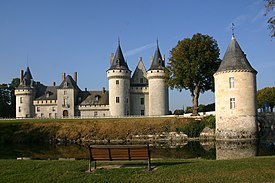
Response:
[0,156,274,183]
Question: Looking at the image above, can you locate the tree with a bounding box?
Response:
[265,0,275,37]
[0,78,20,118]
[167,33,220,116]
[257,87,275,112]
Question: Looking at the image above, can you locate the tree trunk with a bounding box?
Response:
[191,85,200,116]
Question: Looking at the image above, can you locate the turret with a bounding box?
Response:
[15,67,35,118]
[107,41,131,116]
[147,43,169,116]
[214,35,258,139]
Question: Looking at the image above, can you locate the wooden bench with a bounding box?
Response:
[88,145,151,171]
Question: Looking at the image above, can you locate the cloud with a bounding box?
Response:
[124,42,156,57]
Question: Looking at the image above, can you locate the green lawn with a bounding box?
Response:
[0,157,274,183]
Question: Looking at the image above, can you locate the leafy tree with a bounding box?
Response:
[257,87,275,112]
[167,33,220,116]
[0,78,20,118]
[265,0,275,37]
[173,109,184,115]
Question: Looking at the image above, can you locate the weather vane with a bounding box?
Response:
[231,23,235,36]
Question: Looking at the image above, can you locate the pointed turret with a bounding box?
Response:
[216,35,257,73]
[109,42,130,71]
[19,66,34,86]
[214,35,257,140]
[148,43,165,71]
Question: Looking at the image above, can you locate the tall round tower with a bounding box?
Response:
[147,44,168,116]
[107,42,131,117]
[15,67,35,118]
[214,35,257,139]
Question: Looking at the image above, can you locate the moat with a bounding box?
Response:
[1,140,274,160]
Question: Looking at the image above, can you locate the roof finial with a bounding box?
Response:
[118,37,120,46]
[231,23,235,39]
[156,37,159,47]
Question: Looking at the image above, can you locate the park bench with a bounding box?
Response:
[88,145,151,171]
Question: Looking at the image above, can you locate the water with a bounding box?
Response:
[0,140,274,160]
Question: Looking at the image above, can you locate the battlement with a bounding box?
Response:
[107,69,131,79]
[147,70,165,79]
[15,89,32,95]
[130,86,149,94]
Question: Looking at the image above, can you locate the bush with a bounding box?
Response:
[173,109,184,115]
[176,120,205,137]
[201,115,215,129]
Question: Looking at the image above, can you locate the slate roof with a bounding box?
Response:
[58,75,81,91]
[130,58,148,86]
[17,67,34,89]
[216,35,257,73]
[35,86,57,100]
[80,90,109,105]
[109,43,130,71]
[148,45,165,70]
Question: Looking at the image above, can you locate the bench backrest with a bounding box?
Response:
[89,145,150,161]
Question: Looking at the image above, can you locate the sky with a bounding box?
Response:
[0,0,274,112]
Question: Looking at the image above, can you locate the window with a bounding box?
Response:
[116,80,119,85]
[229,77,234,88]
[230,98,235,109]
[52,107,56,112]
[37,107,40,112]
[140,78,143,83]
[18,107,21,112]
[64,90,67,95]
[41,113,44,118]
[49,113,52,118]
[94,111,98,117]
[20,97,23,103]
[116,97,119,103]
[141,110,144,115]
[46,92,50,98]
[140,98,144,105]
[95,95,100,102]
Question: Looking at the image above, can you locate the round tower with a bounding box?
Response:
[107,42,131,117]
[214,35,257,139]
[15,67,35,118]
[147,44,168,116]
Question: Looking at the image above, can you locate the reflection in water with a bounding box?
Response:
[216,140,257,160]
[0,140,274,160]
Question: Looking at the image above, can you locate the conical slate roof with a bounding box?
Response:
[109,43,130,71]
[216,35,257,73]
[148,45,165,70]
[18,66,34,87]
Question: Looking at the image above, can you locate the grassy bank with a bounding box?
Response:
[0,116,215,143]
[0,156,274,182]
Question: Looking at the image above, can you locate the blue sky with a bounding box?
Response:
[0,0,274,111]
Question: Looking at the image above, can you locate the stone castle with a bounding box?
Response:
[15,43,169,118]
[15,35,258,140]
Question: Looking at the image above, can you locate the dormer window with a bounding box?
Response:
[95,95,100,102]
[64,82,68,87]
[46,92,51,98]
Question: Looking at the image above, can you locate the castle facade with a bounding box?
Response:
[15,43,169,118]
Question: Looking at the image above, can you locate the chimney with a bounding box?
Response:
[110,53,114,66]
[62,72,66,81]
[85,88,87,91]
[20,70,24,83]
[74,72,77,84]
[102,87,106,93]
[53,82,56,86]
[150,55,153,66]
